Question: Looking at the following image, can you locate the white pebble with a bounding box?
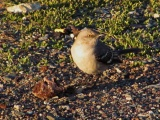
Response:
[153,13,159,18]
[96,105,101,109]
[14,105,21,111]
[124,94,132,100]
[0,84,3,92]
[128,11,136,15]
[27,110,33,115]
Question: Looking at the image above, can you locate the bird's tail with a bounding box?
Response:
[117,48,142,55]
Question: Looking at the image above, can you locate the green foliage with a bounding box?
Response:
[0,0,159,74]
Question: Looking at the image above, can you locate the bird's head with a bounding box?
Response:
[75,28,105,46]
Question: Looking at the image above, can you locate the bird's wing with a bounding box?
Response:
[94,41,122,64]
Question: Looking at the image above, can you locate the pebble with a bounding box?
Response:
[151,107,155,110]
[96,105,101,109]
[103,71,107,76]
[148,59,153,63]
[61,105,70,110]
[44,101,49,105]
[38,34,49,40]
[46,105,51,110]
[113,96,117,99]
[22,17,27,21]
[26,110,33,115]
[144,66,148,72]
[77,93,85,99]
[75,86,86,94]
[106,14,112,18]
[153,13,159,18]
[12,110,23,117]
[70,34,74,39]
[7,2,41,13]
[146,23,152,28]
[99,110,107,117]
[0,84,3,92]
[46,115,55,120]
[124,94,132,101]
[128,11,136,15]
[115,67,122,73]
[19,71,24,74]
[148,110,154,114]
[5,73,16,80]
[14,105,21,111]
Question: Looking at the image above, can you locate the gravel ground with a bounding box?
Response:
[0,29,160,119]
[0,1,160,120]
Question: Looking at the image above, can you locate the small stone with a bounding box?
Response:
[61,105,70,110]
[153,13,159,18]
[0,84,3,92]
[113,96,117,99]
[99,110,107,118]
[106,14,112,18]
[96,105,101,109]
[5,73,16,80]
[14,105,21,111]
[151,107,155,110]
[144,66,148,72]
[7,2,41,13]
[115,67,122,73]
[47,115,55,120]
[118,118,123,120]
[150,77,154,81]
[142,60,148,64]
[146,23,152,28]
[26,110,33,115]
[70,34,74,39]
[52,96,59,99]
[124,94,132,100]
[46,105,51,110]
[75,86,86,94]
[44,101,49,105]
[90,98,96,102]
[77,93,85,99]
[38,34,49,40]
[22,17,27,20]
[138,113,147,117]
[148,110,154,114]
[148,59,153,63]
[103,71,107,76]
[128,11,136,15]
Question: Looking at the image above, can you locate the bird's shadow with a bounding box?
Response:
[62,72,159,97]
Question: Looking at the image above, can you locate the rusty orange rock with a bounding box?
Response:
[32,77,65,100]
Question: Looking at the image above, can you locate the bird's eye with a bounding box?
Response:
[88,34,92,37]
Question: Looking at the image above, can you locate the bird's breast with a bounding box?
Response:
[71,44,99,74]
[71,44,92,60]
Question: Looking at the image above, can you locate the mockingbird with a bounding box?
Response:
[71,28,141,74]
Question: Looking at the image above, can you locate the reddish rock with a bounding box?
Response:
[32,77,65,100]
